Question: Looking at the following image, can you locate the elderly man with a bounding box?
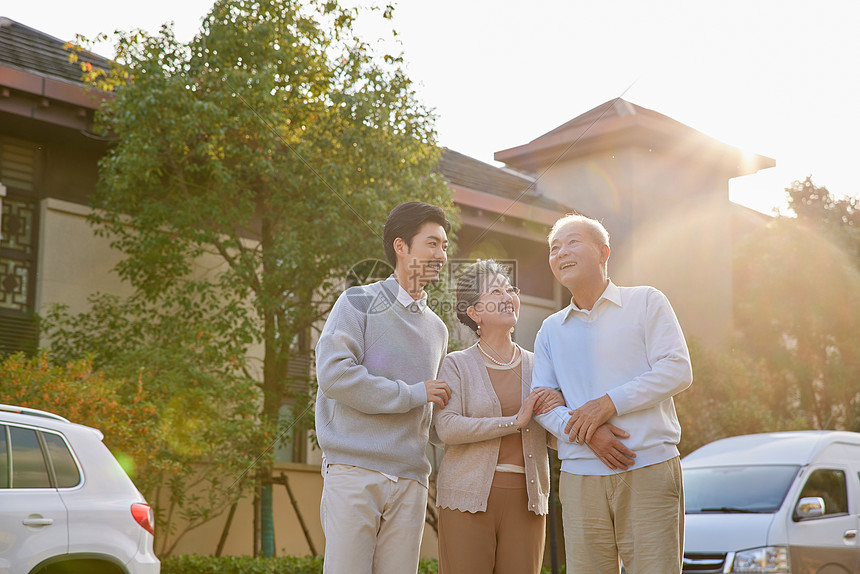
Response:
[532,213,693,574]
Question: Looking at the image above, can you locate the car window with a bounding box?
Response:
[0,425,8,488]
[9,426,52,488]
[684,465,800,513]
[42,432,81,488]
[799,468,847,516]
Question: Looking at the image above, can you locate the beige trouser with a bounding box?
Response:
[320,464,427,574]
[437,485,546,574]
[559,457,684,574]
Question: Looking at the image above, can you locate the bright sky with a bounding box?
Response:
[6,0,859,215]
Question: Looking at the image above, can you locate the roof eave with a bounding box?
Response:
[0,63,108,109]
[495,112,775,176]
[450,184,566,226]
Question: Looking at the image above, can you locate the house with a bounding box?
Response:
[0,17,111,356]
[0,16,775,560]
[494,98,775,347]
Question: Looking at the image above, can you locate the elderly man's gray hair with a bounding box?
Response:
[548,214,610,247]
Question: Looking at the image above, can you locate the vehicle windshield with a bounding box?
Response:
[684,465,800,514]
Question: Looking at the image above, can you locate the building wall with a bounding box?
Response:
[36,197,272,361]
[36,198,129,315]
[516,293,563,351]
[534,149,637,288]
[526,145,733,347]
[628,147,733,348]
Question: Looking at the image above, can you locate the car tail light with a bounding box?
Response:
[131,503,155,535]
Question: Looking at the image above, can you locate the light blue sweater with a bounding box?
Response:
[315,276,448,486]
[533,282,693,476]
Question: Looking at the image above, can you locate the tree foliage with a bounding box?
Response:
[53,0,453,556]
[675,340,808,456]
[44,295,263,556]
[733,177,860,431]
[676,178,860,454]
[0,353,252,555]
[0,352,150,469]
[787,175,860,242]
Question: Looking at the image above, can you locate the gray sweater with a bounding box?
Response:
[314,276,448,486]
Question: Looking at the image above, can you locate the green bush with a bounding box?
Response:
[162,556,322,574]
[161,555,442,573]
[162,555,565,573]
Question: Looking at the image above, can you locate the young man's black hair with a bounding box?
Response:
[383,201,452,267]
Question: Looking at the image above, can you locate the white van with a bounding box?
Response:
[681,431,860,574]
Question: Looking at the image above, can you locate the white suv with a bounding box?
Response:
[0,404,160,574]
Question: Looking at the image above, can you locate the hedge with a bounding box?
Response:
[160,555,436,573]
[161,555,565,573]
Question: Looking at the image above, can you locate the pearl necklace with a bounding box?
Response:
[477,341,520,367]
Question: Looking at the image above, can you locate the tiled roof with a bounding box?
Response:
[0,17,109,85]
[495,97,776,175]
[534,98,672,140]
[437,148,570,213]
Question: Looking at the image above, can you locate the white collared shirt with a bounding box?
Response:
[392,276,429,314]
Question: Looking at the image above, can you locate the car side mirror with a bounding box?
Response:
[794,496,825,520]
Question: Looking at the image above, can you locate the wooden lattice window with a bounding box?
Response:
[0,195,37,313]
[0,137,40,355]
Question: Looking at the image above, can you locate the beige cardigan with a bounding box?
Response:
[434,344,551,515]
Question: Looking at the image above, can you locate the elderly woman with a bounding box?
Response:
[434,260,562,574]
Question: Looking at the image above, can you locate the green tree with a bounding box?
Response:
[675,340,808,456]
[733,177,860,431]
[787,175,860,244]
[0,351,260,558]
[54,0,453,557]
[0,352,150,469]
[0,352,256,555]
[45,295,263,557]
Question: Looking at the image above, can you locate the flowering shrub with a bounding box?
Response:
[0,351,153,477]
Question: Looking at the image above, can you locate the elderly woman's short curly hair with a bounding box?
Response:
[455,259,513,334]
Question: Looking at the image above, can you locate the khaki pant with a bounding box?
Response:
[560,457,684,574]
[320,464,427,574]
[437,485,546,574]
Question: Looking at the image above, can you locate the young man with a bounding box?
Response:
[315,201,452,574]
[532,214,693,574]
